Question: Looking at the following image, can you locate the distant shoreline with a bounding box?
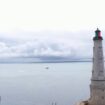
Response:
[0,57,93,63]
[0,60,92,64]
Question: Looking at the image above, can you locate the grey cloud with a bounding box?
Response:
[0,30,99,61]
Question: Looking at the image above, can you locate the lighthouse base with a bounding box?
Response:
[76,101,89,105]
[76,99,105,105]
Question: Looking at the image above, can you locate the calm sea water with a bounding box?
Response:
[0,62,92,105]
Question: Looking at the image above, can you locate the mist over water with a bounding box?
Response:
[0,62,91,105]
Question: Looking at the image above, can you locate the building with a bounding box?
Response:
[76,29,105,105]
[88,28,105,105]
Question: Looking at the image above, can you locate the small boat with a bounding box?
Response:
[45,67,49,69]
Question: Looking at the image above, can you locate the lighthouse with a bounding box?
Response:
[88,28,105,105]
[76,29,105,105]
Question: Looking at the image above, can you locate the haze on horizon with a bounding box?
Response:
[0,0,105,61]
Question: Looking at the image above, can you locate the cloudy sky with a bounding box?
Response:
[0,0,105,61]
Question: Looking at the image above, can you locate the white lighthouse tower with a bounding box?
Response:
[76,29,105,105]
[88,28,105,105]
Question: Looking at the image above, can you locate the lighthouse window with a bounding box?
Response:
[98,52,103,58]
[93,47,95,50]
[102,96,104,99]
[93,58,94,62]
[99,47,102,48]
[92,70,94,73]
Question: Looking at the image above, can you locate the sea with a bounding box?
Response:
[0,62,92,105]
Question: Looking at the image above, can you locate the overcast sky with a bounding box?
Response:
[0,0,105,60]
